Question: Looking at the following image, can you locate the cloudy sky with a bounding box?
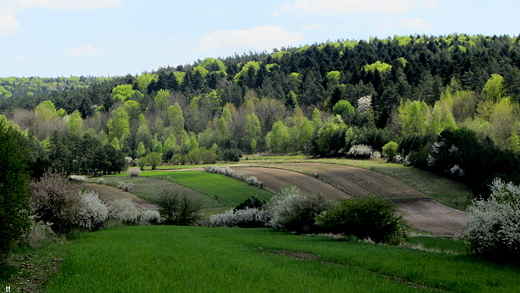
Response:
[0,0,519,77]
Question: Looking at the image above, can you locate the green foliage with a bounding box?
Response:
[398,100,429,135]
[144,152,162,170]
[482,73,504,102]
[332,100,355,120]
[382,141,399,161]
[111,84,136,101]
[156,189,202,225]
[0,120,32,261]
[317,198,405,243]
[364,61,392,74]
[234,196,266,211]
[266,121,290,153]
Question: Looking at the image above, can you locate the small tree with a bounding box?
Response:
[30,173,82,235]
[382,141,399,161]
[157,190,201,225]
[145,152,162,170]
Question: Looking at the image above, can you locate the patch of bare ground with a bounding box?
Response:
[85,183,159,210]
[391,198,467,237]
[230,166,351,200]
[268,162,426,198]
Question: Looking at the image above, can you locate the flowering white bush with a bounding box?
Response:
[127,168,141,177]
[465,178,520,259]
[140,210,161,225]
[209,208,269,228]
[117,181,135,192]
[77,190,109,230]
[109,198,140,225]
[347,144,373,159]
[267,186,330,233]
[246,176,263,188]
[204,166,256,185]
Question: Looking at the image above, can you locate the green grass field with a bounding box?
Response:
[42,226,519,293]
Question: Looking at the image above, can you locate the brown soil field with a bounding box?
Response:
[263,162,426,198]
[231,166,351,200]
[85,183,159,210]
[231,164,467,237]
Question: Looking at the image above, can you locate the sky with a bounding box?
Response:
[0,0,519,78]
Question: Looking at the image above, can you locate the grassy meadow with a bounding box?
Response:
[43,226,519,293]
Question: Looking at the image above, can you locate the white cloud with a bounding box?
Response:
[198,26,304,52]
[0,0,120,34]
[301,23,324,30]
[276,0,435,16]
[65,44,104,56]
[369,17,431,34]
[0,14,19,34]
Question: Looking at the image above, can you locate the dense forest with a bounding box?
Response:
[2,34,520,196]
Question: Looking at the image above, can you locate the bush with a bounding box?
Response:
[317,198,405,243]
[346,144,373,159]
[246,176,264,188]
[208,208,269,228]
[30,173,82,235]
[267,186,331,233]
[382,141,399,161]
[117,181,135,192]
[221,148,243,162]
[235,196,266,211]
[140,210,161,225]
[465,178,520,260]
[108,198,140,225]
[77,190,109,230]
[127,167,141,177]
[156,190,202,225]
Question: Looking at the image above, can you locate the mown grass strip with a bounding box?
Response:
[45,226,520,293]
[142,171,273,208]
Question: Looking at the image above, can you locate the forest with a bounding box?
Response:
[2,33,520,196]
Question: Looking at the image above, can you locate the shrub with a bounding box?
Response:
[346,144,373,159]
[140,210,161,225]
[235,196,266,211]
[77,190,109,230]
[30,173,82,235]
[108,198,140,225]
[382,141,399,161]
[221,148,243,162]
[465,178,520,259]
[145,152,162,170]
[267,186,331,233]
[208,208,269,228]
[127,167,141,177]
[316,198,405,243]
[246,176,264,188]
[156,190,202,225]
[117,181,134,192]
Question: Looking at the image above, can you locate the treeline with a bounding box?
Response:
[2,34,520,196]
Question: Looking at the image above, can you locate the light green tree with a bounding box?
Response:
[155,89,170,111]
[167,103,185,137]
[67,110,84,136]
[298,118,315,152]
[136,72,158,93]
[111,84,136,101]
[107,107,130,142]
[34,100,57,121]
[482,73,504,102]
[244,113,261,153]
[266,121,290,153]
[398,100,429,135]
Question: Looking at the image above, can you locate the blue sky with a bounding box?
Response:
[1,0,519,77]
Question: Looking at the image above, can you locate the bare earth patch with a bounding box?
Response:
[230,166,351,200]
[85,183,159,210]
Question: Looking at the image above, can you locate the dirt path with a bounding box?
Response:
[85,183,159,210]
[230,164,467,237]
[231,166,351,200]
